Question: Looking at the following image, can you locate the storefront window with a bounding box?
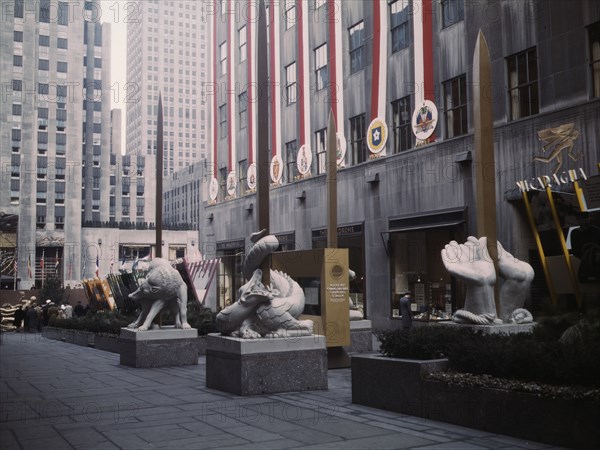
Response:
[216,240,245,311]
[388,219,466,321]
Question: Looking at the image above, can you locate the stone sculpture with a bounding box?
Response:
[127,258,191,331]
[217,230,313,338]
[441,236,534,325]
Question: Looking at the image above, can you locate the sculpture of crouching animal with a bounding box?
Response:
[128,258,191,331]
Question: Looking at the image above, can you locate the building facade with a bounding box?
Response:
[1,0,113,287]
[200,0,600,328]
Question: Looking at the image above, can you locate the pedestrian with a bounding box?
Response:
[42,300,51,327]
[64,303,73,319]
[23,306,30,332]
[400,291,413,330]
[26,306,38,333]
[13,306,25,332]
[48,303,59,324]
[74,301,85,317]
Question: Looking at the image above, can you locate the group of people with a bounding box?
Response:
[10,297,88,333]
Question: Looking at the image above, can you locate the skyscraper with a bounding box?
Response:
[125,0,209,185]
[0,0,111,287]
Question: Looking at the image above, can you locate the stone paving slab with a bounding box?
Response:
[0,332,569,450]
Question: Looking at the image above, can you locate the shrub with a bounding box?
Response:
[49,303,218,336]
[49,310,133,335]
[377,326,467,360]
[378,322,600,388]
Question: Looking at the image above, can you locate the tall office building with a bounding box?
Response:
[0,0,111,287]
[125,1,209,189]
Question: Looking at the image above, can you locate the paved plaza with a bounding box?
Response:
[0,333,565,450]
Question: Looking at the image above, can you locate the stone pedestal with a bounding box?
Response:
[119,327,198,368]
[206,334,328,395]
[345,320,373,353]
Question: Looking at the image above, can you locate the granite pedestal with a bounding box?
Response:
[119,326,198,368]
[206,334,328,395]
[345,320,373,353]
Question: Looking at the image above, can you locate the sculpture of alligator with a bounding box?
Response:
[216,230,313,338]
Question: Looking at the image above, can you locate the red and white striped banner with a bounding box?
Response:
[183,257,221,305]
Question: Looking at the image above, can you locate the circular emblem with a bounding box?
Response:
[208,177,219,202]
[270,154,283,183]
[226,171,237,197]
[412,100,438,140]
[331,265,344,279]
[367,118,388,154]
[296,145,312,176]
[246,163,257,190]
[336,133,347,165]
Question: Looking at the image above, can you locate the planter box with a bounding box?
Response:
[351,354,600,449]
[94,334,120,353]
[344,320,373,353]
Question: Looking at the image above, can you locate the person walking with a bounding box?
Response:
[26,306,38,333]
[399,291,413,330]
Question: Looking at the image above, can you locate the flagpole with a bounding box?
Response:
[14,250,17,290]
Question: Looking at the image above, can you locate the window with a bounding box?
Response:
[219,42,227,76]
[38,107,48,119]
[315,44,328,91]
[390,1,411,53]
[507,48,539,120]
[589,22,600,98]
[441,0,464,28]
[14,0,24,18]
[219,104,227,138]
[39,35,50,46]
[285,62,297,105]
[315,128,327,174]
[349,114,367,165]
[57,38,68,49]
[443,74,468,138]
[14,31,23,42]
[238,159,248,191]
[58,2,69,26]
[314,0,326,9]
[12,80,22,91]
[284,0,296,30]
[349,21,365,74]
[13,55,22,66]
[38,83,49,95]
[391,96,412,152]
[286,140,298,182]
[239,26,246,62]
[239,91,247,130]
[12,104,22,116]
[57,62,68,73]
[38,59,49,70]
[94,23,103,46]
[39,0,50,23]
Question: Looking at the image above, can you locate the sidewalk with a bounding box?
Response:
[0,332,564,450]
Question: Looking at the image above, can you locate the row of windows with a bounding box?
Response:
[34,34,68,49]
[219,0,449,79]
[217,30,598,188]
[13,57,68,72]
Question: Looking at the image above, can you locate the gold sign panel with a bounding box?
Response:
[272,248,350,347]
